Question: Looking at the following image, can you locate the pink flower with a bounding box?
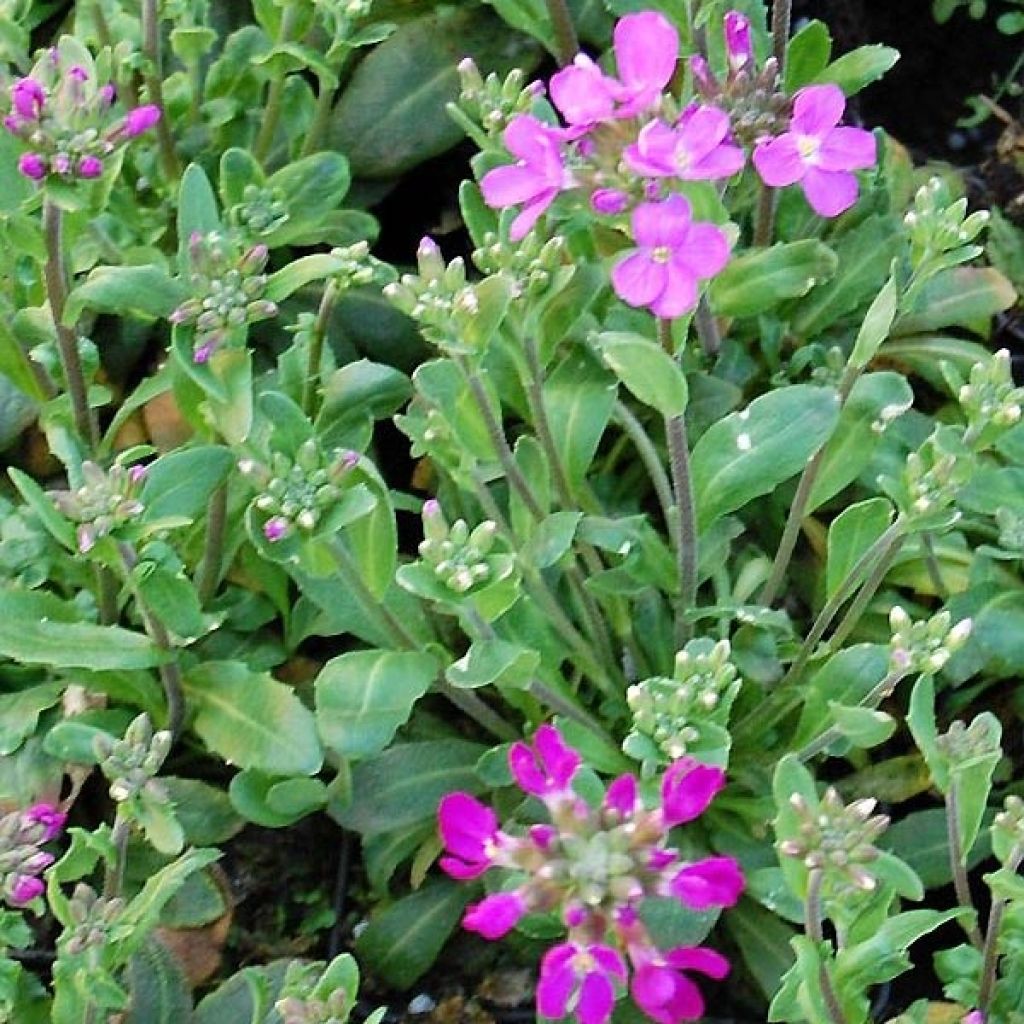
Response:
[537,942,627,1024]
[624,107,745,181]
[23,803,66,842]
[591,188,629,215]
[78,155,103,178]
[11,77,45,120]
[508,724,581,797]
[724,12,754,72]
[668,856,744,910]
[604,774,638,818]
[9,875,44,906]
[752,84,877,217]
[660,758,726,827]
[480,115,573,241]
[438,792,502,880]
[52,153,71,175]
[630,946,730,1024]
[463,890,528,939]
[263,517,289,543]
[17,153,47,180]
[122,104,161,138]
[549,56,616,129]
[610,195,730,318]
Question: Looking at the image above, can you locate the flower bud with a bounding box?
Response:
[724,11,754,72]
[121,104,161,137]
[18,152,47,180]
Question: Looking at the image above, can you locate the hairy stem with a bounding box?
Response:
[253,3,302,162]
[978,842,1024,1012]
[666,413,698,647]
[771,0,792,66]
[693,296,721,358]
[613,401,675,533]
[141,0,181,181]
[753,185,778,248]
[102,811,131,900]
[825,532,904,653]
[302,280,339,417]
[922,533,948,598]
[300,75,338,158]
[805,869,849,1024]
[196,483,228,606]
[544,0,580,66]
[946,784,985,950]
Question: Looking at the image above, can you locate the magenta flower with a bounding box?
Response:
[438,792,502,880]
[9,876,44,906]
[630,946,730,1024]
[480,114,573,241]
[121,103,161,138]
[723,12,754,72]
[263,517,289,543]
[610,194,731,318]
[591,188,629,215]
[538,942,627,1024]
[604,774,639,818]
[23,803,66,842]
[11,77,45,120]
[660,757,726,827]
[752,84,877,217]
[668,857,745,910]
[549,55,616,129]
[78,155,103,179]
[18,153,47,180]
[509,724,581,797]
[624,106,745,181]
[463,890,528,939]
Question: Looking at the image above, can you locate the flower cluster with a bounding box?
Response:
[419,501,500,594]
[94,713,173,805]
[240,442,359,543]
[3,41,160,182]
[0,802,66,907]
[63,883,125,955]
[437,725,743,1024]
[169,231,278,363]
[49,460,146,554]
[888,606,972,676]
[476,10,877,316]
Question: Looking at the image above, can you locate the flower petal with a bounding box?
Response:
[675,105,731,162]
[538,949,576,1019]
[632,193,692,248]
[438,792,496,858]
[611,251,667,308]
[481,164,545,209]
[605,774,639,817]
[664,946,731,980]
[791,83,846,137]
[802,166,859,217]
[661,758,726,826]
[535,723,582,788]
[651,263,698,318]
[503,114,560,163]
[462,891,527,939]
[817,125,877,172]
[675,222,731,279]
[614,12,679,97]
[752,134,805,187]
[688,142,746,181]
[509,191,558,240]
[550,58,615,126]
[671,856,745,909]
[577,971,616,1024]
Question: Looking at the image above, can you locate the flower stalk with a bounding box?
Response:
[544,0,580,67]
[141,0,180,181]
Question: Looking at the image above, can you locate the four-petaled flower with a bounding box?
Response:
[624,106,746,181]
[437,792,503,879]
[538,942,628,1024]
[753,83,877,217]
[611,195,731,318]
[630,945,731,1024]
[509,722,582,797]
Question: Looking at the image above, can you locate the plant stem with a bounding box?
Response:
[612,401,675,533]
[196,482,228,606]
[44,201,99,449]
[301,70,344,158]
[327,537,516,740]
[946,784,985,950]
[978,842,1024,1013]
[544,0,579,66]
[693,296,721,358]
[141,0,181,181]
[302,280,339,417]
[761,365,860,607]
[771,0,792,66]
[921,533,948,598]
[753,185,778,248]
[825,532,904,652]
[666,413,698,648]
[103,812,131,899]
[254,3,302,162]
[805,868,849,1024]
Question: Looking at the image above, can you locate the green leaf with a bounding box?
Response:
[355,880,471,989]
[0,316,47,403]
[0,681,64,755]
[183,661,323,777]
[328,7,541,178]
[907,676,946,791]
[0,590,165,671]
[446,636,539,690]
[814,44,900,95]
[850,277,899,369]
[133,564,206,644]
[894,268,1017,336]
[807,373,913,511]
[64,266,187,325]
[881,808,992,889]
[315,650,439,760]
[524,510,582,568]
[709,241,838,317]
[121,937,193,1024]
[218,147,264,209]
[829,703,896,749]
[341,460,397,600]
[193,962,292,1024]
[784,20,832,91]
[593,331,689,417]
[264,253,345,302]
[8,467,76,548]
[177,164,221,262]
[316,359,411,444]
[690,384,841,532]
[141,446,234,524]
[329,739,486,835]
[725,899,797,1001]
[826,498,895,600]
[229,768,318,827]
[162,778,243,846]
[952,713,1002,859]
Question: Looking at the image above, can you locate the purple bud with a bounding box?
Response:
[343,450,360,468]
[3,115,21,134]
[77,524,96,553]
[423,498,441,518]
[78,155,103,179]
[23,803,66,841]
[122,104,161,138]
[193,342,213,364]
[690,55,714,92]
[17,152,47,180]
[724,12,754,72]
[9,875,44,906]
[263,516,289,542]
[11,78,45,120]
[52,153,71,175]
[590,188,628,215]
[67,65,89,82]
[98,83,116,106]
[129,464,148,485]
[22,851,54,874]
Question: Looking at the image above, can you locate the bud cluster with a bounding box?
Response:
[624,638,740,769]
[169,231,278,363]
[228,182,289,239]
[778,788,890,893]
[314,0,374,35]
[277,989,350,1024]
[438,725,742,1024]
[904,177,990,273]
[49,460,146,554]
[327,240,391,290]
[885,427,971,525]
[241,442,359,543]
[935,715,1001,767]
[455,58,543,138]
[63,883,125,955]
[383,237,485,353]
[0,802,66,907]
[418,500,499,594]
[94,713,172,805]
[958,350,1024,442]
[3,41,160,182]
[472,230,567,299]
[888,606,972,676]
